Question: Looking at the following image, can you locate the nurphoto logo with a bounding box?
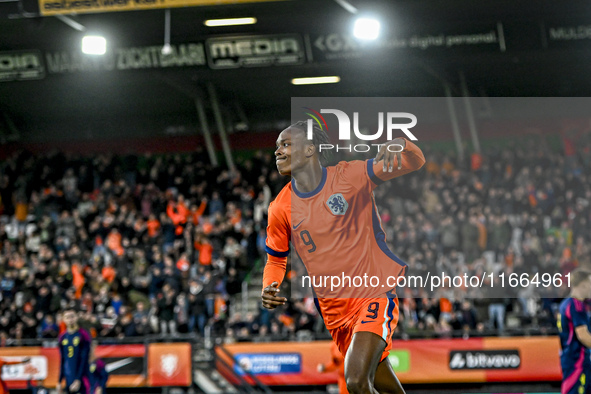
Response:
[304,107,418,153]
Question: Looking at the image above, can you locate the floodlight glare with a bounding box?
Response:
[162,44,172,55]
[82,36,107,55]
[291,76,341,85]
[353,18,380,40]
[204,17,257,27]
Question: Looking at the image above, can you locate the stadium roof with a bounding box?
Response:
[1,0,591,143]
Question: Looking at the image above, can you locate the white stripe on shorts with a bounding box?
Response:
[382,298,391,341]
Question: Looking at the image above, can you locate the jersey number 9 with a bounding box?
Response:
[366,302,380,319]
[299,230,316,253]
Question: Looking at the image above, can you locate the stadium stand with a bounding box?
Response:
[0,130,589,346]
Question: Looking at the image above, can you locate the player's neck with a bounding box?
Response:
[292,163,323,193]
[570,290,586,300]
[66,325,79,334]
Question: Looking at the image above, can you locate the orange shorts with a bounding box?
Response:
[329,292,399,362]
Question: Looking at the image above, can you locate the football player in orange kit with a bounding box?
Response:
[262,121,425,394]
[318,341,347,394]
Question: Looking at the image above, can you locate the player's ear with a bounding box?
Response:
[305,143,315,158]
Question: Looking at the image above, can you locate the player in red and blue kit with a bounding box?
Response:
[88,342,108,394]
[57,308,91,394]
[558,270,591,394]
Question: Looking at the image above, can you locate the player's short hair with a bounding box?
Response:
[289,120,332,167]
[62,306,78,315]
[571,269,591,288]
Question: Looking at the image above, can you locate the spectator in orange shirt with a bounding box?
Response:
[101,262,116,284]
[14,197,28,224]
[189,198,208,226]
[72,263,85,300]
[200,218,214,235]
[440,298,453,321]
[167,195,189,235]
[106,228,124,256]
[194,236,213,267]
[475,218,487,252]
[146,214,160,238]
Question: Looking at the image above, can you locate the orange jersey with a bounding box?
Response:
[265,139,425,330]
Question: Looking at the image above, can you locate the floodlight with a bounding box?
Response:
[291,76,341,85]
[82,36,106,55]
[353,18,380,40]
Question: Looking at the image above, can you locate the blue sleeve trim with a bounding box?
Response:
[265,245,289,258]
[367,159,384,186]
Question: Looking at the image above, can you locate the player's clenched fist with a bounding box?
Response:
[261,281,287,309]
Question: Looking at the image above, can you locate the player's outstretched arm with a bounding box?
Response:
[373,138,425,182]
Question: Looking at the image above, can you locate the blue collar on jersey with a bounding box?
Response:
[292,166,327,199]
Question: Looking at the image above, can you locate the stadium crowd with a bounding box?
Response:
[0,129,589,345]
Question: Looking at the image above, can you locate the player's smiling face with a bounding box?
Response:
[275,128,311,176]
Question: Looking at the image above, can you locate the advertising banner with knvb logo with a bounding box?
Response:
[0,343,191,389]
[147,343,192,387]
[217,337,561,386]
[234,353,301,375]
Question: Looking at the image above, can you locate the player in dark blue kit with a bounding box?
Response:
[558,270,591,394]
[88,342,108,394]
[57,308,92,394]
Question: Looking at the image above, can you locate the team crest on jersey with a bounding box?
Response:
[326,193,348,216]
[90,363,96,373]
[73,337,80,346]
